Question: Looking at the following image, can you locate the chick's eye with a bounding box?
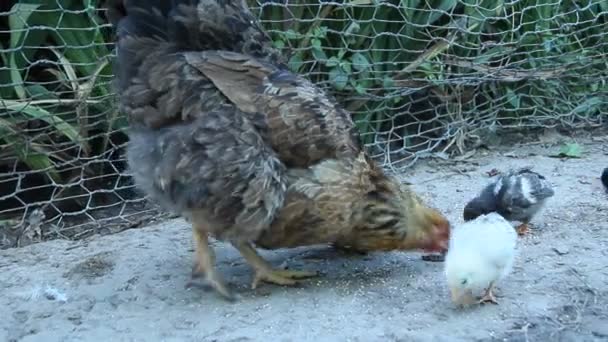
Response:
[461,279,468,285]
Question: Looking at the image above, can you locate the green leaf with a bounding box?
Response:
[50,47,79,92]
[1,100,83,146]
[313,26,328,38]
[7,3,43,100]
[572,97,603,115]
[0,117,60,182]
[551,143,583,158]
[311,45,328,62]
[341,61,352,73]
[288,53,304,72]
[413,0,458,26]
[353,82,366,94]
[19,150,61,182]
[329,67,349,90]
[273,40,285,49]
[284,29,300,40]
[473,46,516,65]
[50,1,110,78]
[26,85,59,100]
[506,89,520,109]
[383,76,395,88]
[351,52,371,71]
[326,56,341,67]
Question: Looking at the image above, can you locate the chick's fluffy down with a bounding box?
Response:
[445,213,517,304]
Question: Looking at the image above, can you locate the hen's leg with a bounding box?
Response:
[234,242,317,289]
[478,282,499,305]
[188,223,235,301]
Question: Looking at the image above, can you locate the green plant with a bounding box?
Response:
[0,0,124,217]
[251,0,607,148]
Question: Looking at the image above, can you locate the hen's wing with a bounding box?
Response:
[111,0,361,168]
[184,50,362,167]
[109,0,293,242]
[127,104,288,242]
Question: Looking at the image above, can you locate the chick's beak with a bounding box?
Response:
[450,287,475,306]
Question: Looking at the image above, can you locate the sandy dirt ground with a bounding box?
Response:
[1,133,607,342]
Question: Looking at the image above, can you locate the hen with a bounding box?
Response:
[107,0,450,300]
[463,167,554,236]
[445,212,517,306]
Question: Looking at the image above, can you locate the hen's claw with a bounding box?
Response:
[516,223,529,236]
[189,266,235,301]
[251,269,317,289]
[235,242,317,290]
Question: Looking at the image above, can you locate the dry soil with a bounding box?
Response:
[1,134,607,342]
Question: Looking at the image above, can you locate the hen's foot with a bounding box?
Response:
[516,223,529,236]
[478,288,499,305]
[189,225,235,301]
[188,266,235,301]
[235,242,318,290]
[251,268,317,289]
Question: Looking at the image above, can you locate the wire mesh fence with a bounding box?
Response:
[0,0,606,248]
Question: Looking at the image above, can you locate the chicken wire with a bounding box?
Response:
[0,0,606,248]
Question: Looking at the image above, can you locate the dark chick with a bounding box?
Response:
[602,168,608,191]
[464,167,554,236]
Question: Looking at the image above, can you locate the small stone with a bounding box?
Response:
[553,246,569,255]
[12,310,29,323]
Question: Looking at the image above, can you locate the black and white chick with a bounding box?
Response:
[463,167,554,236]
[602,168,608,191]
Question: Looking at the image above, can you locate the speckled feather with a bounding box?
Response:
[108,0,450,252]
[108,0,362,243]
[464,167,554,223]
[256,153,448,251]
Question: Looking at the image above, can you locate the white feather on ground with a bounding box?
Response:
[444,212,517,307]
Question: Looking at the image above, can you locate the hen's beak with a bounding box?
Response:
[450,287,475,306]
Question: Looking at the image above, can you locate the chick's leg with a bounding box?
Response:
[188,223,234,301]
[234,242,317,289]
[515,222,529,236]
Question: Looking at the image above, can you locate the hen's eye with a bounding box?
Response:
[461,279,468,285]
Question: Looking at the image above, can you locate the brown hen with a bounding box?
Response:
[107,0,450,300]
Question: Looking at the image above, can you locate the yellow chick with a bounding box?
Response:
[444,212,517,306]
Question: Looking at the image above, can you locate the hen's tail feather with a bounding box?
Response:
[107,0,280,57]
[106,0,283,90]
